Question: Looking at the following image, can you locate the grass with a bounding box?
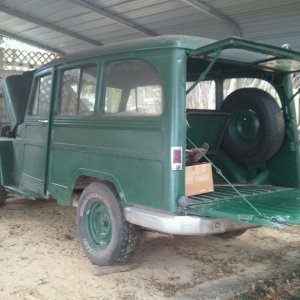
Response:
[230,268,300,300]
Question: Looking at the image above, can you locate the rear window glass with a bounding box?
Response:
[104,60,162,116]
[186,81,216,110]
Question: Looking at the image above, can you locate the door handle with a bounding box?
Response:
[38,120,49,124]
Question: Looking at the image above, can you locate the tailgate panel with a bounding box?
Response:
[187,185,300,227]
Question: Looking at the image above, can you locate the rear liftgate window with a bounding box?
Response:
[104,60,162,116]
[186,80,216,110]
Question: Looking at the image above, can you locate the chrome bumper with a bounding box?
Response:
[124,207,251,235]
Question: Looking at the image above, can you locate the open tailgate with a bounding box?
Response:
[187,185,300,228]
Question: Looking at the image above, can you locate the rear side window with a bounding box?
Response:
[186,80,216,110]
[60,65,97,115]
[31,74,53,116]
[104,60,162,116]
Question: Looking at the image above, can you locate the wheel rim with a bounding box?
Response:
[228,106,261,150]
[86,200,112,250]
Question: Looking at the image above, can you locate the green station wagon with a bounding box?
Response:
[1,35,300,266]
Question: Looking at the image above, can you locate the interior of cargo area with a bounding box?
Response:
[183,50,300,227]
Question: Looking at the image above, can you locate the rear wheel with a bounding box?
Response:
[77,182,140,266]
[215,229,247,239]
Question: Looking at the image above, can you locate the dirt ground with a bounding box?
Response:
[1,198,300,300]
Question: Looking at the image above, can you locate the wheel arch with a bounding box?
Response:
[70,169,126,207]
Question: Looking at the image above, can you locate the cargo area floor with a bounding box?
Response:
[189,185,292,205]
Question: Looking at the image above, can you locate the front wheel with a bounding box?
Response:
[77,182,140,266]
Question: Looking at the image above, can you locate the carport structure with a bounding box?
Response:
[0,0,298,55]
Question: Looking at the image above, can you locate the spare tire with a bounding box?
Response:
[221,88,284,165]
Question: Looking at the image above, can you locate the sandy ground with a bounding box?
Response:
[0,198,300,300]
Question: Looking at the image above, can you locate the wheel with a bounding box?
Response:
[0,186,7,207]
[77,182,140,266]
[221,88,285,165]
[1,126,12,137]
[215,229,247,239]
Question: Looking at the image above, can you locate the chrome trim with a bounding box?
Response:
[124,207,252,235]
[38,119,49,124]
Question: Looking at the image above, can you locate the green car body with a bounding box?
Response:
[2,35,300,265]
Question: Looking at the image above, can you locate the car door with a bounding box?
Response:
[20,68,54,196]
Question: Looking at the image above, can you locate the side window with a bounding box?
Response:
[186,81,216,110]
[104,60,162,115]
[60,65,97,115]
[31,74,53,115]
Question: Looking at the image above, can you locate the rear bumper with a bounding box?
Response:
[124,207,252,235]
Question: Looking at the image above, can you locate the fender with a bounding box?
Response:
[69,168,127,206]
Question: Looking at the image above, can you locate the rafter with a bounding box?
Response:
[65,0,157,37]
[0,3,102,46]
[181,0,242,37]
[0,29,65,55]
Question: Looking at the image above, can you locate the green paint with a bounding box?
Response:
[1,35,300,229]
[187,186,300,227]
[87,200,112,249]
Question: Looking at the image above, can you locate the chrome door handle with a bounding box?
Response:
[38,119,49,124]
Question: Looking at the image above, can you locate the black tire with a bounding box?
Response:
[215,229,247,239]
[0,186,7,207]
[221,88,285,165]
[1,126,12,137]
[77,182,140,266]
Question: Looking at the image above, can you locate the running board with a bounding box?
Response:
[5,185,36,200]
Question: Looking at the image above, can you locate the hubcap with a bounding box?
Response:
[87,200,112,249]
[229,106,261,149]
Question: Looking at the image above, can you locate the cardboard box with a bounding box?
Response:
[185,163,214,196]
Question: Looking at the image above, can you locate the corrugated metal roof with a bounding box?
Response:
[0,0,298,55]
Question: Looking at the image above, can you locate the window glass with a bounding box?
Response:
[61,69,79,115]
[186,81,216,110]
[0,87,9,125]
[60,65,97,115]
[104,60,162,116]
[79,67,97,115]
[105,87,122,113]
[31,74,52,115]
